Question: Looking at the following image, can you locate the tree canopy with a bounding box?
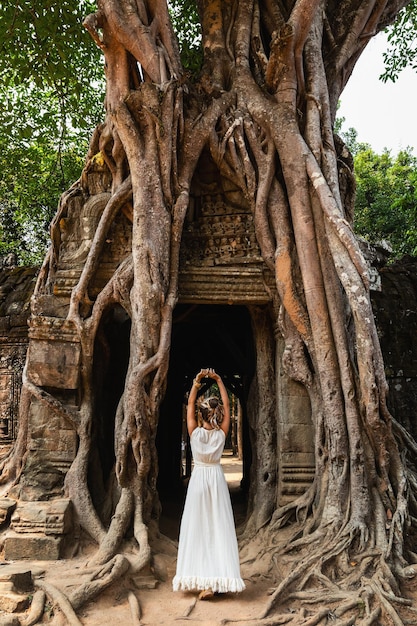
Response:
[382,0,417,81]
[1,1,417,265]
[354,146,417,257]
[0,0,105,264]
[335,123,417,258]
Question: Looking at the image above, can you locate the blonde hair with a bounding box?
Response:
[198,396,224,430]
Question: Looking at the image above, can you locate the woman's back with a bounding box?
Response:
[190,427,225,464]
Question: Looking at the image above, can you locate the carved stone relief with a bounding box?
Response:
[0,345,26,444]
[52,191,133,300]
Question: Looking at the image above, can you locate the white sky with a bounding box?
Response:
[338,32,417,154]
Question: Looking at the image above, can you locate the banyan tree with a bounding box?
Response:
[1,0,417,623]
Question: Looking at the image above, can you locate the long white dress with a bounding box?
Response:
[172,427,245,593]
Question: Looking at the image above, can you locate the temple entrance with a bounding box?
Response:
[91,304,131,519]
[157,303,255,539]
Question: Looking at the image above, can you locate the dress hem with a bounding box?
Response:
[172,575,245,593]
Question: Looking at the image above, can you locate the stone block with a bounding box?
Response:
[26,338,80,389]
[4,533,61,561]
[0,592,29,613]
[57,429,78,455]
[279,421,315,454]
[131,575,158,589]
[0,565,33,592]
[11,500,72,536]
[278,394,312,425]
[28,399,62,433]
[17,458,66,501]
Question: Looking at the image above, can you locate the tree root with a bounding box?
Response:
[88,488,134,566]
[27,549,152,626]
[128,590,142,625]
[20,590,46,626]
[221,618,294,625]
[28,554,134,625]
[69,554,130,610]
[368,579,404,626]
[360,606,381,625]
[178,597,198,619]
[251,530,417,626]
[34,580,83,626]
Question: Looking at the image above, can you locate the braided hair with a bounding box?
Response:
[198,396,224,430]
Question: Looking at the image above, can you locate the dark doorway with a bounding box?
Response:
[157,304,255,539]
[91,304,131,521]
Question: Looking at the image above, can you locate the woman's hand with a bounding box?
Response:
[195,368,209,383]
[193,368,221,385]
[207,368,220,382]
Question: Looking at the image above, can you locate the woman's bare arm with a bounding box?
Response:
[210,369,230,435]
[187,368,208,435]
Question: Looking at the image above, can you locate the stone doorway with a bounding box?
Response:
[91,304,131,516]
[157,303,255,539]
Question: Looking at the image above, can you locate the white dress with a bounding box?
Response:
[172,427,245,593]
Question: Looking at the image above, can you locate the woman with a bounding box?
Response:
[172,368,245,599]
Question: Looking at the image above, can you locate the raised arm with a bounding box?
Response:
[209,369,230,436]
[187,369,207,436]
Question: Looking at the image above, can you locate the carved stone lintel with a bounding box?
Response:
[28,316,79,343]
[179,266,275,305]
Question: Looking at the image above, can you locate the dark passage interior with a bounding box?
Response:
[157,304,255,539]
[91,304,131,520]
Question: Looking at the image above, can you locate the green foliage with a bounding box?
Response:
[382,0,417,82]
[0,0,104,265]
[352,146,417,259]
[0,0,104,138]
[0,137,86,266]
[169,0,202,76]
[338,123,371,157]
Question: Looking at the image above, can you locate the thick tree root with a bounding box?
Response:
[34,580,83,626]
[69,554,130,610]
[128,591,142,626]
[20,590,46,626]
[238,520,416,626]
[29,554,142,625]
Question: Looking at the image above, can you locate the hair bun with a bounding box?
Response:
[198,396,224,429]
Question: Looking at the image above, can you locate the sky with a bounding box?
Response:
[337,32,417,155]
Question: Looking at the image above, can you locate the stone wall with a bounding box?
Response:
[371,255,417,440]
[0,264,38,452]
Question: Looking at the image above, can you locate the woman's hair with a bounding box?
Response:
[198,396,224,430]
